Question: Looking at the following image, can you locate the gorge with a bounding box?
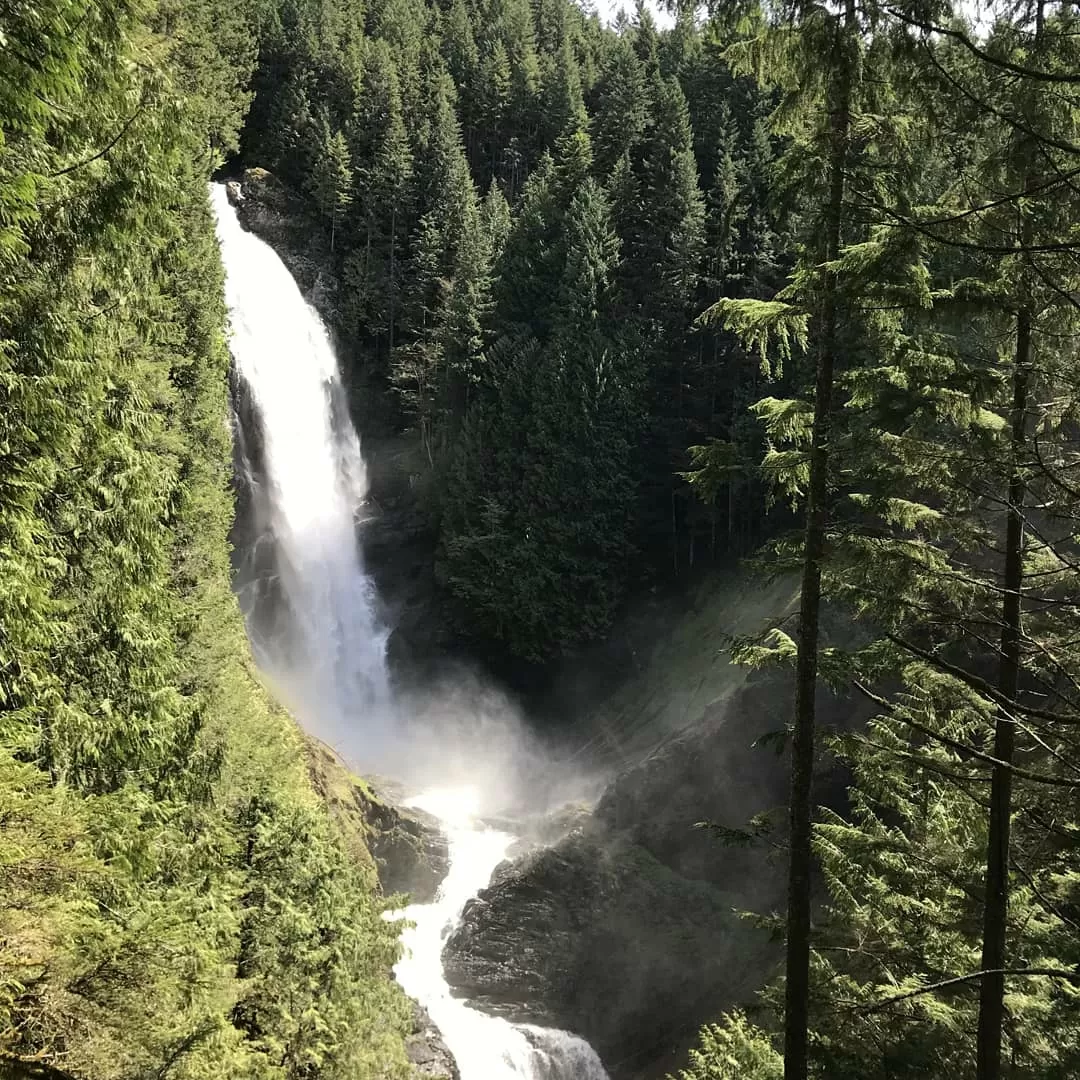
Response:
[8,1,1080,1077]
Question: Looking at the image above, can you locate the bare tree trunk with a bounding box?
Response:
[976,306,1030,1080]
[389,206,397,355]
[783,4,853,1077]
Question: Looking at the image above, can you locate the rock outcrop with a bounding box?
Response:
[232,168,338,312]
[443,635,866,1078]
[443,826,773,1074]
[304,740,449,903]
[406,1002,460,1080]
[361,780,450,903]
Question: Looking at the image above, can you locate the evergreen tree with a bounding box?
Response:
[439,176,639,659]
[591,37,650,175]
[310,121,353,249]
[699,0,866,1073]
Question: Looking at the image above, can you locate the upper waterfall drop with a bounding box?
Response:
[211,183,390,748]
[212,183,610,1080]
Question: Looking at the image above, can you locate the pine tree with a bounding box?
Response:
[542,36,588,145]
[475,40,513,178]
[340,41,415,366]
[443,0,480,128]
[699,0,864,1073]
[310,121,353,249]
[591,37,650,175]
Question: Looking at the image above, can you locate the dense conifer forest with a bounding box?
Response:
[237,0,789,662]
[4,0,1080,1077]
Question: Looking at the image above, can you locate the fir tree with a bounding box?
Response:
[310,121,353,249]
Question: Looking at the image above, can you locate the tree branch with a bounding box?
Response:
[886,8,1080,84]
[859,967,1080,1013]
[48,107,144,178]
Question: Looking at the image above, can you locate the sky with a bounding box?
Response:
[584,0,677,30]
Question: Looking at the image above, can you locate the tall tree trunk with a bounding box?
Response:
[975,305,1030,1080]
[389,207,397,355]
[976,7,1040,1058]
[783,4,853,1077]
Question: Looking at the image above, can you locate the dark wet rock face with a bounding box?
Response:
[407,1002,460,1079]
[443,828,775,1078]
[443,674,862,1079]
[233,168,337,312]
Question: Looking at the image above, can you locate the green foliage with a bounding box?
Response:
[12,1,1080,1079]
[698,300,808,377]
[0,2,412,1076]
[675,1012,782,1080]
[237,0,790,659]
[682,1,1080,1077]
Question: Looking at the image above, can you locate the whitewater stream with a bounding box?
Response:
[212,183,608,1080]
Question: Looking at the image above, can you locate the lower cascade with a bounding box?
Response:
[392,788,609,1080]
[212,184,608,1080]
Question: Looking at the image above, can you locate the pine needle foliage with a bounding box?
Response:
[0,3,412,1076]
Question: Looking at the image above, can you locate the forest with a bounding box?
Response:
[239,0,788,662]
[0,3,413,1078]
[4,0,1080,1077]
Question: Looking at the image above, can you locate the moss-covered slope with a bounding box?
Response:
[0,4,413,1077]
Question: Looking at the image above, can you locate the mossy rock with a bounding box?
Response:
[304,739,448,902]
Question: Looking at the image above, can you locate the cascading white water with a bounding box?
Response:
[212,185,608,1080]
[212,183,389,748]
[393,787,609,1080]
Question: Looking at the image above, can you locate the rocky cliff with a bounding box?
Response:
[443,574,865,1079]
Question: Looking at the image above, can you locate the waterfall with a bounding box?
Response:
[393,788,610,1080]
[212,185,608,1080]
[212,183,389,749]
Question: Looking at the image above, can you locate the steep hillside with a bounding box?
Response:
[230,0,791,669]
[0,4,414,1076]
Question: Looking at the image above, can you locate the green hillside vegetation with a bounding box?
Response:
[0,3,410,1076]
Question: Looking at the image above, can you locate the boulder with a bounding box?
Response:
[443,829,774,1075]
